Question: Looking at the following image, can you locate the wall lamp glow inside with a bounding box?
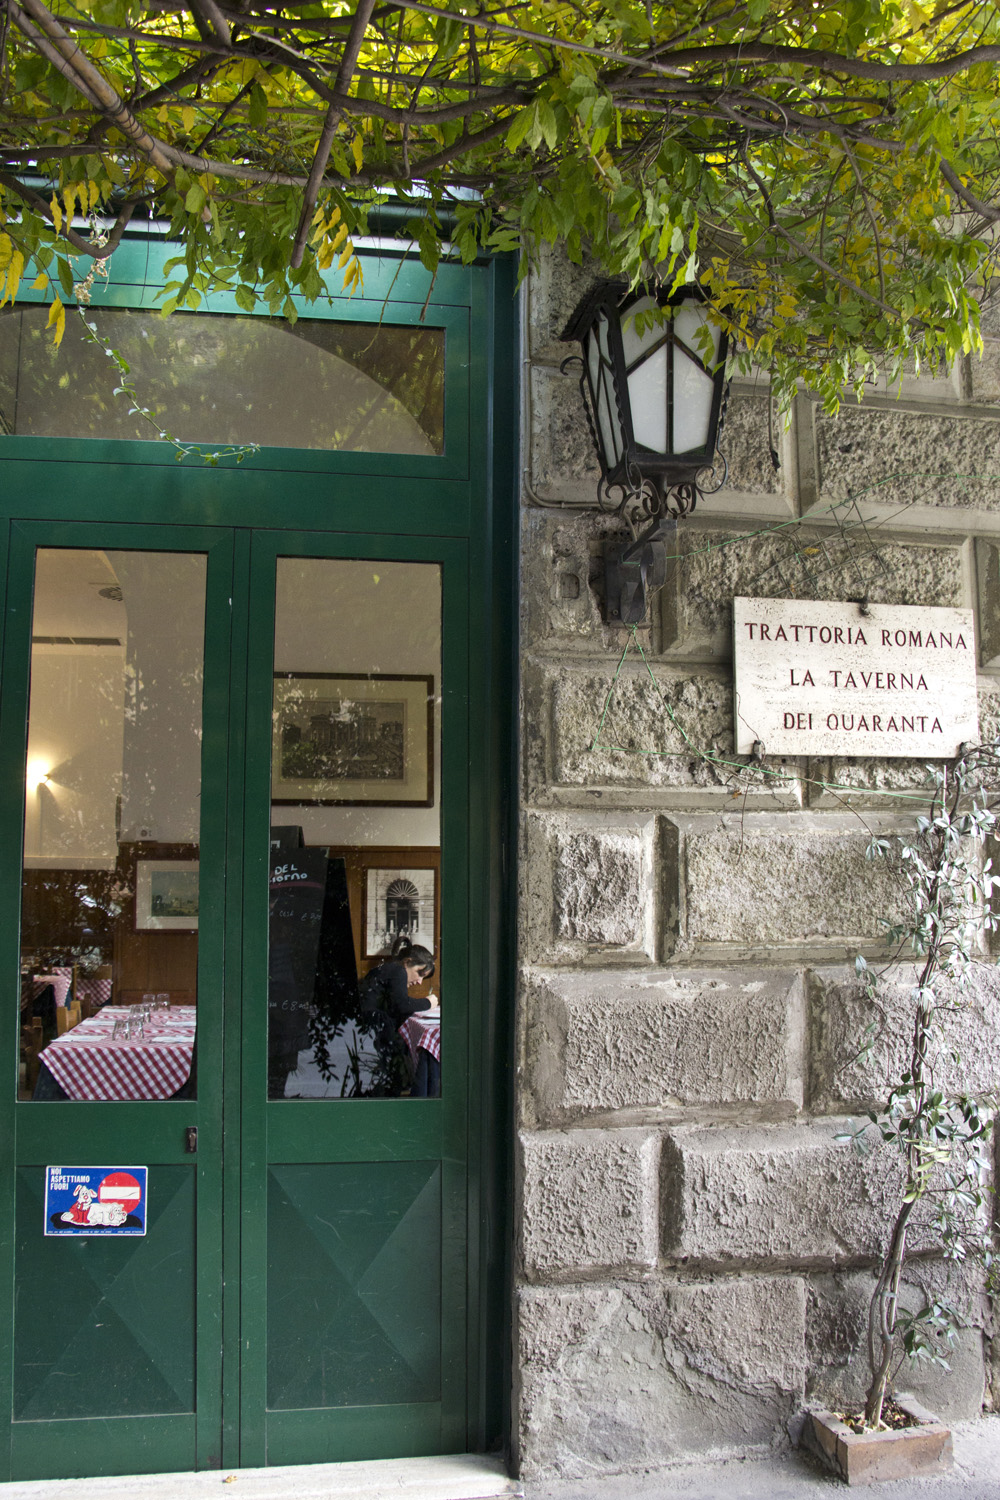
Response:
[28,762,52,792]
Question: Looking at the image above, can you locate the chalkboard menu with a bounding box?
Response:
[267,845,358,1098]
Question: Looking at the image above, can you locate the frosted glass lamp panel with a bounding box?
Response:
[596,378,622,466]
[627,344,668,453]
[596,311,611,365]
[671,359,714,454]
[672,302,721,367]
[585,328,601,392]
[620,297,663,367]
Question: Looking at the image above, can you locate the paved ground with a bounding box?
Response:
[3,1422,1000,1500]
[524,1416,1000,1500]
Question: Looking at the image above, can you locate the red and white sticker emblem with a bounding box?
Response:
[98,1171,143,1210]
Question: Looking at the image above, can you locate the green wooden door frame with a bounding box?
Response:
[0,518,236,1478]
[241,530,471,1468]
[0,242,517,1479]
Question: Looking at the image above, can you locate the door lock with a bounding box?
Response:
[185,1126,198,1153]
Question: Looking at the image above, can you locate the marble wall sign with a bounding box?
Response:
[733,597,979,758]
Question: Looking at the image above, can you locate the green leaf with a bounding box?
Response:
[248,83,268,130]
[535,97,558,150]
[507,105,534,152]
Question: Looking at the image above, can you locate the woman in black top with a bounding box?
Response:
[359,937,435,1094]
[361,938,435,1025]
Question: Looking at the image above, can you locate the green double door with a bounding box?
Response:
[0,516,480,1480]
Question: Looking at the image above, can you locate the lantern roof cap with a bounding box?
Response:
[560,279,718,345]
[560,279,628,344]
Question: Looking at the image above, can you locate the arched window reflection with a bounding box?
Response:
[0,309,444,454]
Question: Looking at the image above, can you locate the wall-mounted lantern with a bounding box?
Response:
[561,281,731,625]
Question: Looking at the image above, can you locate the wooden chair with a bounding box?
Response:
[20,1018,44,1094]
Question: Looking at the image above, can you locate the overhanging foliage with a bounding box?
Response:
[4,0,1000,409]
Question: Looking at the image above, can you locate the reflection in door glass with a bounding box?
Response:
[269,559,441,1099]
[0,308,444,454]
[18,549,206,1102]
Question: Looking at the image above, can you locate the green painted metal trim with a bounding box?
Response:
[475,255,519,1457]
[0,462,474,535]
[11,1415,198,1481]
[221,530,252,1472]
[265,1401,444,1466]
[0,519,13,1483]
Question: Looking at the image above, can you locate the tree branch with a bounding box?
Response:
[736,137,900,318]
[650,37,1000,82]
[381,0,689,78]
[10,0,176,177]
[940,157,1000,224]
[0,171,140,257]
[290,0,378,267]
[190,0,232,47]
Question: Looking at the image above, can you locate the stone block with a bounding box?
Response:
[806,1265,988,1421]
[515,1275,806,1477]
[519,1128,659,1276]
[522,966,804,1125]
[521,812,658,964]
[809,963,1000,1113]
[712,389,783,499]
[815,405,1000,512]
[528,659,803,809]
[661,1120,908,1264]
[977,539,1000,670]
[529,364,604,504]
[526,247,601,366]
[969,338,1000,404]
[673,814,907,957]
[980,684,1000,745]
[660,527,967,661]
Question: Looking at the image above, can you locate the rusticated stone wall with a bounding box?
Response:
[514,249,1000,1479]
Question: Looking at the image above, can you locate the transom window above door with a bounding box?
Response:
[0,308,444,454]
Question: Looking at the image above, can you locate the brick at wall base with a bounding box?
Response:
[800,1396,952,1486]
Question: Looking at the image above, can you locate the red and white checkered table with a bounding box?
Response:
[399,1012,441,1066]
[38,1006,197,1101]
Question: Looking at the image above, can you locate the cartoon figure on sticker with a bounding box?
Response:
[60,1182,127,1227]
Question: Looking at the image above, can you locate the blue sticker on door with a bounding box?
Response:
[44,1167,147,1235]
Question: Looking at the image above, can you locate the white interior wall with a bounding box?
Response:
[23,647,125,867]
[115,551,207,844]
[24,550,441,861]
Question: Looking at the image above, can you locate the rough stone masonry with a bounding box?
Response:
[514,246,1000,1479]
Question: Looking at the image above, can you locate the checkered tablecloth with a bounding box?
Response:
[77,977,113,1008]
[38,1006,197,1101]
[32,971,72,1006]
[400,1012,441,1065]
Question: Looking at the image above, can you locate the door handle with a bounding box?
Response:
[185,1126,198,1153]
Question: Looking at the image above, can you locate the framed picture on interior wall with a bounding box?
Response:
[272,673,434,806]
[135,859,199,931]
[364,866,437,959]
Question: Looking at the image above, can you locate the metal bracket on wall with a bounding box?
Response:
[604,516,677,625]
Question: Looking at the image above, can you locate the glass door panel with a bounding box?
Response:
[268,557,441,1101]
[20,549,206,1103]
